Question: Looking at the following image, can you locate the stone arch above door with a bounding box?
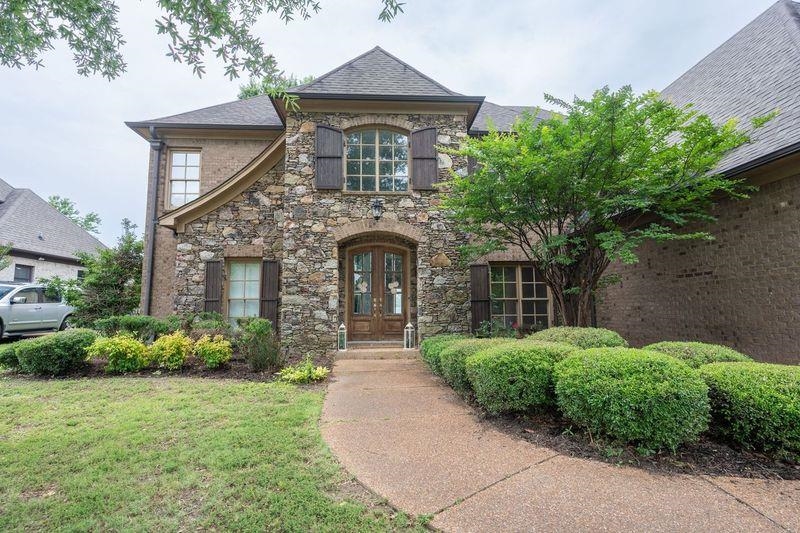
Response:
[332,219,424,244]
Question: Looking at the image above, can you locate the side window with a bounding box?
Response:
[168,150,201,208]
[14,288,39,304]
[13,264,33,282]
[42,287,62,303]
[490,264,550,331]
[227,261,261,324]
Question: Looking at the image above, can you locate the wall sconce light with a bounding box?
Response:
[338,322,347,351]
[371,197,384,221]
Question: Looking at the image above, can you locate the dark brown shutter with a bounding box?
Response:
[315,125,343,190]
[411,127,438,190]
[204,260,223,313]
[260,260,279,330]
[470,264,491,333]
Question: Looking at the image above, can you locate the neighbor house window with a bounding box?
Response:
[346,129,409,192]
[227,261,260,324]
[490,264,550,331]
[13,264,33,282]
[169,151,201,207]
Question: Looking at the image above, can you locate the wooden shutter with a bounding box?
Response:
[470,264,491,333]
[204,260,223,313]
[315,125,343,190]
[411,127,438,190]
[260,260,280,330]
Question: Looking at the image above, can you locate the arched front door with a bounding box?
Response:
[347,245,408,341]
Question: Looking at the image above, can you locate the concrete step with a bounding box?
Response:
[347,341,404,349]
[337,348,420,360]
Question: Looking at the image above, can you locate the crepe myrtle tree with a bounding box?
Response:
[443,86,774,327]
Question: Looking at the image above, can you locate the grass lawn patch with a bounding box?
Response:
[0,377,422,531]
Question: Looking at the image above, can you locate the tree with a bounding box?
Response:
[48,195,101,234]
[0,0,403,81]
[0,242,10,272]
[444,86,770,327]
[238,73,315,99]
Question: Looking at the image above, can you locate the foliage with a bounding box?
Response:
[644,341,752,368]
[553,348,710,452]
[465,341,578,414]
[0,343,19,369]
[194,334,232,369]
[443,86,768,326]
[238,73,315,99]
[0,0,403,83]
[419,334,467,375]
[474,320,517,339]
[700,362,799,461]
[278,356,330,384]
[234,318,284,372]
[86,334,149,373]
[439,338,515,394]
[47,195,101,234]
[15,329,98,376]
[529,327,627,349]
[0,242,11,272]
[148,331,193,370]
[185,311,232,340]
[93,314,182,343]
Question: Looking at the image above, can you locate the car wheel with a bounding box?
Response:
[59,316,74,331]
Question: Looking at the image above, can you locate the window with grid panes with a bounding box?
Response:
[169,151,201,207]
[490,264,550,330]
[227,262,260,324]
[345,129,409,192]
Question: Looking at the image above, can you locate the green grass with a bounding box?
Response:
[0,377,421,532]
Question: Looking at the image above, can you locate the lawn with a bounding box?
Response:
[0,377,421,531]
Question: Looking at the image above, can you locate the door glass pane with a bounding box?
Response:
[353,252,372,315]
[384,252,403,315]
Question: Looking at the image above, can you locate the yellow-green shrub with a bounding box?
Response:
[87,335,148,374]
[148,331,193,370]
[278,357,330,384]
[194,334,232,369]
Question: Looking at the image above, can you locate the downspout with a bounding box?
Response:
[142,126,163,315]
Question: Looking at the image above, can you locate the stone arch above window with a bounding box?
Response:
[332,219,424,244]
[344,125,410,193]
[339,115,415,131]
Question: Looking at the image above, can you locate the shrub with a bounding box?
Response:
[278,356,330,384]
[93,314,182,343]
[700,362,799,460]
[86,334,149,373]
[0,343,19,369]
[194,335,232,369]
[439,338,516,394]
[148,331,193,370]
[553,348,709,452]
[16,329,98,376]
[420,334,467,375]
[529,327,627,349]
[644,341,751,368]
[235,318,283,372]
[466,341,578,414]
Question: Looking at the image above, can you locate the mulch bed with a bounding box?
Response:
[483,409,800,480]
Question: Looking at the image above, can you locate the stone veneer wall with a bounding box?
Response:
[280,112,472,356]
[597,172,800,364]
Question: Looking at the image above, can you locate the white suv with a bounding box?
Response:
[0,283,76,339]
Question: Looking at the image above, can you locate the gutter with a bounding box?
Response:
[721,139,800,178]
[142,126,163,315]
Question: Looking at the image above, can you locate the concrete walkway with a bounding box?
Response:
[320,356,800,532]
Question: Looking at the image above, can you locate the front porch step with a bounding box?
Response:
[336,348,420,360]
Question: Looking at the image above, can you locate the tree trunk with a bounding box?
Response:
[544,247,609,328]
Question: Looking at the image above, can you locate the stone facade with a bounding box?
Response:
[0,255,84,282]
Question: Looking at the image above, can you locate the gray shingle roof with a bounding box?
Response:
[0,178,107,260]
[662,0,800,173]
[127,95,283,129]
[470,101,554,134]
[291,46,464,98]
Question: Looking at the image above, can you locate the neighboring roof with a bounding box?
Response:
[662,0,800,174]
[0,178,106,261]
[470,101,554,134]
[126,94,284,131]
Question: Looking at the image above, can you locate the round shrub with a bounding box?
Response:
[16,329,98,376]
[148,331,193,370]
[700,362,799,461]
[529,327,628,349]
[553,348,710,452]
[420,334,467,375]
[194,334,232,369]
[466,341,578,414]
[93,314,181,342]
[440,338,515,394]
[87,335,149,373]
[644,341,751,368]
[0,343,19,369]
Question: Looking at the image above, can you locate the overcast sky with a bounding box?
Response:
[0,0,776,245]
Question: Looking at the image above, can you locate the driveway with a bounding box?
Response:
[320,357,800,532]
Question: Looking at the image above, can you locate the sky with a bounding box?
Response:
[0,0,777,246]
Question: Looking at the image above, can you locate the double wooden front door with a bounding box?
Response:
[347,245,407,341]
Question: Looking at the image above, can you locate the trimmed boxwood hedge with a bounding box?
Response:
[700,362,799,461]
[644,341,751,368]
[440,338,515,393]
[15,329,98,376]
[465,341,578,414]
[0,343,19,369]
[553,348,710,452]
[420,334,467,375]
[529,327,627,349]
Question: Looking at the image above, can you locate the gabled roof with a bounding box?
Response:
[662,0,800,174]
[470,101,554,134]
[126,94,284,131]
[0,178,106,261]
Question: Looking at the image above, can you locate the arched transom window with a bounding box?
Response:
[346,129,409,192]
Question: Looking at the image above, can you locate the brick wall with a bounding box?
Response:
[597,171,800,364]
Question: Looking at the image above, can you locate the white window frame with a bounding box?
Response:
[227,261,261,325]
[167,150,201,208]
[344,128,410,193]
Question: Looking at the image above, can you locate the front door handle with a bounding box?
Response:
[34,306,42,310]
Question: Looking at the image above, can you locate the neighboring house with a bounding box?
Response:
[0,178,106,282]
[127,1,799,361]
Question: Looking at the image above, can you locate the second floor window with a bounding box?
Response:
[169,151,200,207]
[346,129,409,192]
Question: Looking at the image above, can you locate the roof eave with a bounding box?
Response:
[288,92,484,104]
[125,121,284,139]
[722,139,800,178]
